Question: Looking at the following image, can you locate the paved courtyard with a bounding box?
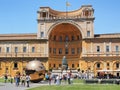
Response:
[0,81,50,90]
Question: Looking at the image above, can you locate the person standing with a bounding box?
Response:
[4,74,8,83]
[21,74,26,86]
[26,74,31,87]
[67,72,71,84]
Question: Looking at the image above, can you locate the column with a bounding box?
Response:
[91,42,93,53]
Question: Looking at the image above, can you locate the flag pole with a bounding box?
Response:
[66,0,68,19]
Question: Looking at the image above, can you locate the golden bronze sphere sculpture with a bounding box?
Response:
[25,59,46,83]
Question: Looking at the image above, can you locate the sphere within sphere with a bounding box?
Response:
[25,60,46,83]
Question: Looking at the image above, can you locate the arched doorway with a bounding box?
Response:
[48,23,82,70]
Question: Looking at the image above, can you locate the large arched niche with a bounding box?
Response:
[47,20,84,39]
[48,22,82,58]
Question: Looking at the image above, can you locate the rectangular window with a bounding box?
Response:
[53,48,56,54]
[72,64,74,68]
[87,31,90,37]
[15,47,18,53]
[77,48,80,54]
[6,47,10,53]
[49,48,52,53]
[116,63,119,68]
[40,32,44,38]
[0,47,1,53]
[106,45,109,52]
[53,64,56,68]
[59,48,62,54]
[59,64,61,67]
[97,46,100,52]
[32,47,35,53]
[115,45,119,52]
[49,64,51,68]
[65,48,69,54]
[71,48,75,54]
[23,47,27,53]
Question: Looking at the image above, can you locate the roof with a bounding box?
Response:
[0,33,37,40]
[94,33,120,38]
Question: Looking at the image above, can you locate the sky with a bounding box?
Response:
[0,0,120,34]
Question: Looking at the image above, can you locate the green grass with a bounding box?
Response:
[27,79,120,90]
[0,77,12,83]
[0,78,4,83]
[27,84,120,90]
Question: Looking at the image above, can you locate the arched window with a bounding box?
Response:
[85,10,89,16]
[96,63,100,68]
[14,62,18,69]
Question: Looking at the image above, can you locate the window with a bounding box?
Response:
[59,36,62,42]
[85,11,89,16]
[71,36,74,41]
[32,47,35,53]
[49,48,52,53]
[6,47,10,53]
[71,48,75,54]
[65,48,69,54]
[53,35,56,40]
[53,64,56,68]
[97,46,100,52]
[115,45,119,52]
[106,45,109,52]
[116,63,119,68]
[72,64,74,68]
[87,31,90,37]
[59,64,61,67]
[0,47,1,53]
[77,35,80,40]
[49,64,51,68]
[15,47,18,53]
[40,32,44,38]
[77,48,80,54]
[97,63,100,68]
[14,62,18,69]
[65,35,69,41]
[59,48,62,54]
[53,48,56,54]
[107,63,109,66]
[23,47,27,53]
[42,12,46,18]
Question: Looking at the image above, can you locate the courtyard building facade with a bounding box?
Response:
[0,5,120,77]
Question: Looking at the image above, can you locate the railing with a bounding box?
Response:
[0,52,48,58]
[82,51,120,57]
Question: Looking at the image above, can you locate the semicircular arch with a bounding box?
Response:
[46,20,84,39]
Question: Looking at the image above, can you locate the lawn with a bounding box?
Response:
[27,79,120,90]
[27,84,120,90]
